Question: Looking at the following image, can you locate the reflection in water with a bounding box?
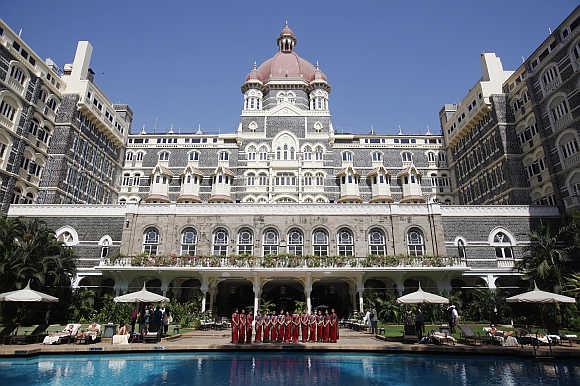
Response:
[1,353,579,386]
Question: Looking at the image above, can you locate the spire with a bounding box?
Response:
[278,22,296,53]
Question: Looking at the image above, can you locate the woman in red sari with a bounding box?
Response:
[263,314,271,343]
[316,310,323,342]
[270,313,277,342]
[323,310,330,343]
[308,312,317,342]
[292,313,300,343]
[254,313,262,343]
[246,312,254,344]
[330,308,338,343]
[231,309,239,344]
[278,311,285,343]
[238,309,246,344]
[300,311,309,343]
[284,312,292,343]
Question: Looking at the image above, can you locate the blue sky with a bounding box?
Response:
[2,1,577,134]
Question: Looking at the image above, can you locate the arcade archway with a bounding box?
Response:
[261,279,304,313]
[216,279,253,316]
[311,280,352,318]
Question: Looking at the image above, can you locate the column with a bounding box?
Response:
[357,277,364,313]
[253,277,261,317]
[304,274,312,313]
[160,277,171,297]
[208,281,217,315]
[484,274,497,290]
[394,278,405,296]
[200,276,209,314]
[436,277,452,295]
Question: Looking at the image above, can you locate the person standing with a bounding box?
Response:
[301,311,309,343]
[246,311,254,344]
[284,312,292,343]
[292,312,300,343]
[330,308,338,343]
[130,307,138,334]
[154,306,163,333]
[239,309,246,344]
[277,311,285,343]
[255,313,263,343]
[370,308,378,335]
[449,305,459,333]
[270,313,277,343]
[144,305,151,333]
[415,308,425,340]
[316,310,324,342]
[162,310,171,336]
[308,312,317,342]
[363,309,371,333]
[323,310,330,343]
[231,309,239,344]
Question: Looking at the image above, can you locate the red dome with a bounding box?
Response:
[256,51,318,82]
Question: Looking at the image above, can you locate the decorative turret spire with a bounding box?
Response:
[278,22,297,53]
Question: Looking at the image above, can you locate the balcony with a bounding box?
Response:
[100,255,467,270]
[564,195,580,209]
[0,115,14,130]
[7,78,24,95]
[552,114,573,132]
[542,79,561,97]
[497,259,515,269]
[562,153,580,170]
[43,106,56,122]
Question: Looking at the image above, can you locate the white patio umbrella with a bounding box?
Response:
[114,283,169,303]
[0,280,58,303]
[396,283,449,304]
[506,281,576,304]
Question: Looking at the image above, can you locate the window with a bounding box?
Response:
[0,98,17,122]
[258,173,268,186]
[492,231,513,259]
[315,172,324,186]
[314,146,324,161]
[427,152,436,162]
[143,227,160,255]
[122,173,132,186]
[237,229,253,255]
[541,65,559,89]
[303,146,312,160]
[342,152,353,162]
[259,146,268,161]
[181,227,197,255]
[247,146,256,161]
[304,173,312,186]
[212,228,229,256]
[407,228,425,257]
[337,228,354,256]
[125,151,133,161]
[263,228,279,256]
[372,152,382,162]
[401,152,413,163]
[561,138,579,158]
[159,151,170,161]
[100,239,110,258]
[313,229,329,256]
[550,96,570,124]
[219,151,229,161]
[368,228,386,256]
[9,64,26,86]
[287,228,303,255]
[457,239,466,259]
[246,173,255,185]
[189,151,200,161]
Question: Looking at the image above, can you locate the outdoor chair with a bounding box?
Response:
[402,324,418,343]
[458,325,483,345]
[429,330,456,346]
[42,323,81,345]
[75,323,102,344]
[143,330,161,343]
[9,325,40,345]
[0,325,16,344]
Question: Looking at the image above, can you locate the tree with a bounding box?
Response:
[0,217,77,323]
[518,222,574,292]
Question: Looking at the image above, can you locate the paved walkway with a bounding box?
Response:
[1,329,578,359]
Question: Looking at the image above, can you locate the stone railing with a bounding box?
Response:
[100,254,466,269]
[497,259,515,268]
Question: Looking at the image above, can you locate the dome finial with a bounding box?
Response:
[252,61,257,70]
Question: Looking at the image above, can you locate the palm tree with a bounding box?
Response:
[563,273,580,297]
[518,222,574,292]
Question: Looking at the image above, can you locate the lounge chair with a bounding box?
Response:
[430,330,456,345]
[402,324,418,343]
[143,330,161,343]
[458,325,486,345]
[75,323,101,344]
[42,323,81,345]
[0,325,16,344]
[9,325,42,344]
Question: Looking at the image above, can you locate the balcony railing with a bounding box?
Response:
[552,114,572,131]
[7,78,24,95]
[100,254,466,269]
[562,152,580,170]
[497,259,516,268]
[543,79,561,96]
[564,195,580,209]
[0,115,14,130]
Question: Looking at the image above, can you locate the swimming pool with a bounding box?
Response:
[0,352,578,386]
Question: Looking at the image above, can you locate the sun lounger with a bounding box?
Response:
[112,334,130,344]
[9,325,41,344]
[143,330,161,343]
[458,325,487,345]
[42,323,81,345]
[430,331,456,345]
[75,323,101,344]
[0,325,16,344]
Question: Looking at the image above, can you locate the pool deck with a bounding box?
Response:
[1,329,578,359]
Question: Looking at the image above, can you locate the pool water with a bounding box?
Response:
[0,352,578,386]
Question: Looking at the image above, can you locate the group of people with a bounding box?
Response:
[130,304,173,335]
[405,304,460,340]
[231,309,339,344]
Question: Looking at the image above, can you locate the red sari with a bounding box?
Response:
[231,312,239,344]
[284,315,292,343]
[301,314,309,343]
[316,315,323,342]
[255,316,262,343]
[308,314,316,342]
[270,316,277,342]
[292,314,300,343]
[238,315,246,343]
[277,315,285,342]
[246,314,253,344]
[330,313,338,343]
[323,315,330,342]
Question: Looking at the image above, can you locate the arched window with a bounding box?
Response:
[237,228,253,255]
[143,227,160,255]
[457,239,466,259]
[342,151,353,162]
[303,146,312,161]
[258,173,268,186]
[125,151,134,161]
[313,229,329,256]
[212,228,229,256]
[0,95,19,124]
[407,228,425,257]
[259,146,268,161]
[549,95,570,125]
[315,172,324,186]
[541,65,560,92]
[159,151,170,161]
[368,228,386,256]
[401,152,413,163]
[314,146,324,161]
[189,151,200,161]
[122,173,132,186]
[492,231,513,259]
[337,228,354,256]
[372,152,382,162]
[219,151,229,161]
[247,146,256,161]
[56,227,78,246]
[9,63,27,89]
[99,237,111,258]
[246,173,255,186]
[263,228,279,256]
[181,227,197,256]
[287,228,303,255]
[136,152,144,161]
[427,152,436,162]
[304,173,312,186]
